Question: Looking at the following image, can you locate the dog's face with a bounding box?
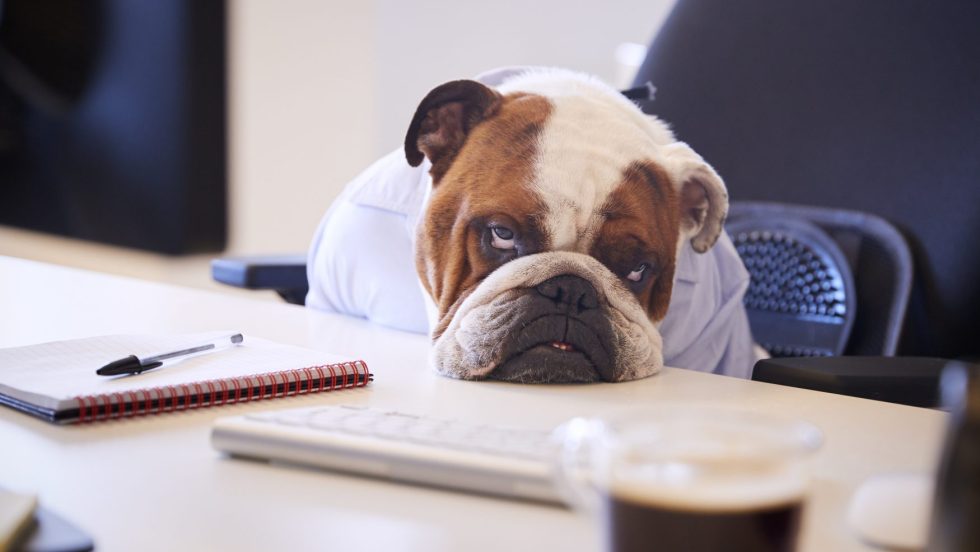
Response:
[405,72,728,383]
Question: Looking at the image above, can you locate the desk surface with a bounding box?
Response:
[0,256,945,552]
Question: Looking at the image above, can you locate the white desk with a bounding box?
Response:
[0,256,946,551]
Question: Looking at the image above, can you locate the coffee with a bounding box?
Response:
[552,410,821,552]
[603,494,802,552]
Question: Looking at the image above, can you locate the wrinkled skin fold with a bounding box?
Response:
[431,252,663,382]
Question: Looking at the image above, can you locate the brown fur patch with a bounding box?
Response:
[415,92,554,334]
[591,161,680,322]
[405,80,502,180]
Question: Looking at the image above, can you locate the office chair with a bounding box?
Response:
[726,201,912,358]
[212,254,308,305]
[635,0,980,360]
[633,0,980,404]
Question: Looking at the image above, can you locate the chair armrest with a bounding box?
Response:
[751,356,957,408]
[210,254,308,305]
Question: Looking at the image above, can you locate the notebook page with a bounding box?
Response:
[0,333,354,410]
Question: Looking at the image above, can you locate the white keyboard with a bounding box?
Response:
[211,405,565,505]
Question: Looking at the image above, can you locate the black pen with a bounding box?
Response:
[97,333,244,376]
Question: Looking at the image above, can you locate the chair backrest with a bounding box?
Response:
[727,201,912,356]
[635,0,980,359]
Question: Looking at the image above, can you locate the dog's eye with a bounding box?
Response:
[626,263,648,282]
[490,226,516,250]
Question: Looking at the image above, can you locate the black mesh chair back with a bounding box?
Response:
[727,208,854,357]
[635,0,980,360]
[727,202,912,357]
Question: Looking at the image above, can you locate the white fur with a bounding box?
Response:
[497,69,679,251]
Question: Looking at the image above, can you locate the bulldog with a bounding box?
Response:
[307,68,758,383]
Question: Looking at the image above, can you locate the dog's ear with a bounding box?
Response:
[404,80,502,181]
[664,142,729,253]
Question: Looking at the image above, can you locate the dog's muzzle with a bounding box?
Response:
[430,251,663,383]
[489,274,615,383]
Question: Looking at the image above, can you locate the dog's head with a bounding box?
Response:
[405,70,728,383]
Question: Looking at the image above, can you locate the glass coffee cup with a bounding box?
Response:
[553,407,823,552]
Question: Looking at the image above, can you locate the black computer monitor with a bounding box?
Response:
[0,0,226,254]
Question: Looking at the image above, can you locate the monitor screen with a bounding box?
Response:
[0,0,226,254]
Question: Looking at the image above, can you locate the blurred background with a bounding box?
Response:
[0,0,675,297]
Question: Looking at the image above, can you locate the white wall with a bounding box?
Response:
[229,0,675,255]
[0,0,675,292]
[372,0,674,155]
[229,0,382,254]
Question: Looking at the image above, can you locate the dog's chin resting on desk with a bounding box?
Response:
[307,68,760,383]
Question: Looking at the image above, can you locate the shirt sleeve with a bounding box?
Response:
[659,231,759,378]
[305,150,430,334]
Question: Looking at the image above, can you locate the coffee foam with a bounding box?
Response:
[605,462,807,512]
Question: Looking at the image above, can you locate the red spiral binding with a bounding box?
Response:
[70,360,369,424]
[165,385,177,413]
[111,392,124,419]
[204,380,216,407]
[191,382,203,408]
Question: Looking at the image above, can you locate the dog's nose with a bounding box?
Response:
[535,274,599,313]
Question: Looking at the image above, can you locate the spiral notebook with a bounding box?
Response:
[0,332,371,424]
